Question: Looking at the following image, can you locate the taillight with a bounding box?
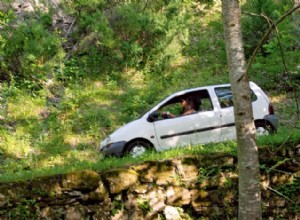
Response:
[269,104,275,115]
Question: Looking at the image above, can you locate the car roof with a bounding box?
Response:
[170,81,256,97]
[144,81,258,116]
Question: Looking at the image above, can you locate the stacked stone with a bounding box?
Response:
[0,146,299,219]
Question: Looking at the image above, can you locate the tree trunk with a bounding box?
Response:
[222,1,262,220]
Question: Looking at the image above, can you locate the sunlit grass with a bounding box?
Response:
[0,123,299,183]
[1,76,299,183]
[7,92,46,120]
[257,126,300,148]
[0,131,34,159]
[0,141,237,183]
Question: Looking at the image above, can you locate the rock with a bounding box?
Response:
[92,210,111,220]
[223,190,237,205]
[64,190,82,198]
[65,205,87,220]
[0,149,298,219]
[88,199,112,216]
[191,189,212,213]
[40,206,57,219]
[103,169,139,194]
[88,180,109,201]
[190,189,209,201]
[164,206,181,220]
[126,186,166,218]
[139,163,157,183]
[166,186,191,206]
[296,144,300,156]
[141,161,178,186]
[0,193,6,207]
[0,183,30,204]
[270,173,293,186]
[206,172,237,189]
[92,209,111,220]
[131,162,151,172]
[128,209,144,220]
[271,198,286,207]
[129,183,150,194]
[111,209,128,220]
[155,161,179,185]
[173,158,199,184]
[145,187,166,212]
[62,170,101,192]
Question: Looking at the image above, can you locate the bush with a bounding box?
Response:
[0,10,64,89]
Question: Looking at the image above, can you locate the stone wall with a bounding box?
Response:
[0,146,299,219]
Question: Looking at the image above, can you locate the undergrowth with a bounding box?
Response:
[0,0,299,183]
[0,128,299,183]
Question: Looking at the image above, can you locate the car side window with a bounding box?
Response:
[199,94,214,112]
[157,89,214,120]
[215,87,233,108]
[215,87,258,108]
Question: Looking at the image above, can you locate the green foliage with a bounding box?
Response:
[0,0,299,183]
[242,0,295,57]
[65,0,192,79]
[7,198,39,219]
[198,167,216,184]
[137,198,152,215]
[276,176,300,208]
[111,200,125,216]
[0,10,64,89]
[241,0,300,90]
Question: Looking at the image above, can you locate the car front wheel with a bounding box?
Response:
[255,121,274,136]
[125,140,150,157]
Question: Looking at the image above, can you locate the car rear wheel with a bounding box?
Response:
[255,121,274,137]
[125,140,150,157]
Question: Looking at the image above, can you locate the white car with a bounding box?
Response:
[100,82,278,157]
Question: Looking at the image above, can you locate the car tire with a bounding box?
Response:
[255,121,274,136]
[125,140,150,157]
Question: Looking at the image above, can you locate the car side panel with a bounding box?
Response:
[153,113,204,150]
[153,110,222,150]
[109,119,158,151]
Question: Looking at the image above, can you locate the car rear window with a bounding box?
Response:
[215,87,257,108]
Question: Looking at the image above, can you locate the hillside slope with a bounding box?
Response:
[0,0,299,181]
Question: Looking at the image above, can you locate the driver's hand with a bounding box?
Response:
[161,111,170,118]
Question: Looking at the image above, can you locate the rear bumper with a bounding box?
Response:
[264,114,279,131]
[100,141,127,156]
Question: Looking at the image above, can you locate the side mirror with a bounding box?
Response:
[148,111,159,122]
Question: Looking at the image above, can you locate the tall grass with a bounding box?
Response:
[1,128,299,183]
[0,0,299,183]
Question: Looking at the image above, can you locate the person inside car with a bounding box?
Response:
[162,97,196,118]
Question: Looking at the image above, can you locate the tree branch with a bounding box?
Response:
[266,186,296,204]
[245,4,300,73]
[259,13,289,73]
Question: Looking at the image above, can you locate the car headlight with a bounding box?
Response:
[100,136,111,149]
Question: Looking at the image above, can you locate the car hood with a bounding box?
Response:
[109,117,153,142]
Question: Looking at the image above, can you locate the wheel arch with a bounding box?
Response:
[124,138,154,153]
[254,119,275,132]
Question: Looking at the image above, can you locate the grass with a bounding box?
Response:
[0,0,299,183]
[0,140,238,183]
[0,73,299,183]
[0,124,299,183]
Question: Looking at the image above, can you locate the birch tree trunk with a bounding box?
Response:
[222,1,262,219]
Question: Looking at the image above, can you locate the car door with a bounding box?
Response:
[153,113,203,150]
[152,89,222,150]
[214,86,263,141]
[214,86,236,141]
